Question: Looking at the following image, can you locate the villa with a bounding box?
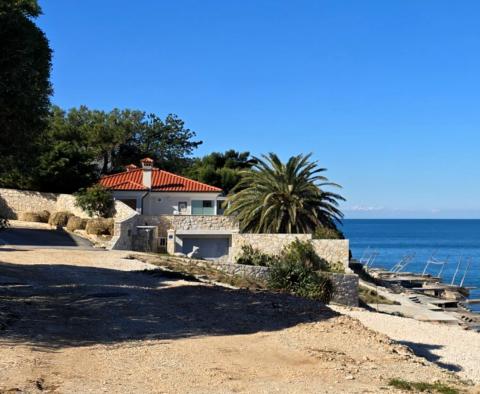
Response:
[100,157,238,260]
[100,158,227,216]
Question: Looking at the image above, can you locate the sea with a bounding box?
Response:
[342,219,480,313]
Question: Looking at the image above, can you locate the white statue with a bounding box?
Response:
[187,246,200,259]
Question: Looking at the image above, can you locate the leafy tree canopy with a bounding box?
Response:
[115,113,202,174]
[185,150,256,194]
[0,0,52,188]
[30,106,201,192]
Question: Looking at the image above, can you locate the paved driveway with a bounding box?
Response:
[0,227,94,249]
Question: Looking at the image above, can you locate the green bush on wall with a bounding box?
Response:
[75,185,114,218]
[268,259,334,303]
[235,244,277,266]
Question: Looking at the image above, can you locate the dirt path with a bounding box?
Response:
[0,249,474,393]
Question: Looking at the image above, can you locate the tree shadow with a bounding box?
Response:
[0,228,93,249]
[397,340,463,372]
[0,262,337,349]
[0,194,16,219]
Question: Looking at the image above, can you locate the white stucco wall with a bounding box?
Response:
[112,191,222,216]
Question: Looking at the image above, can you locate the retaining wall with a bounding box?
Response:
[141,214,238,235]
[0,187,135,221]
[231,233,350,271]
[165,256,358,306]
[326,273,359,307]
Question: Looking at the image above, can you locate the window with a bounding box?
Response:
[178,201,187,214]
[192,200,215,215]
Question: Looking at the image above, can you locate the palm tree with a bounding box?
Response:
[225,153,344,233]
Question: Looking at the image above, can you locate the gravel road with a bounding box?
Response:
[0,248,475,393]
[333,306,480,384]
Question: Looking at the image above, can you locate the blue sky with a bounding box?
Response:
[38,0,480,218]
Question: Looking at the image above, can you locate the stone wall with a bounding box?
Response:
[141,214,239,235]
[231,233,311,260]
[108,211,139,250]
[209,262,270,281]
[164,256,358,306]
[0,187,135,221]
[312,239,350,272]
[0,188,57,218]
[231,233,349,271]
[326,273,359,307]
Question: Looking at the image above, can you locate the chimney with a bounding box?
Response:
[140,157,154,189]
[125,164,138,172]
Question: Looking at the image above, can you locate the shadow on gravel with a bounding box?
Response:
[0,262,337,348]
[0,228,93,249]
[397,340,463,372]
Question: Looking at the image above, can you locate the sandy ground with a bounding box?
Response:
[0,248,476,393]
[332,306,480,385]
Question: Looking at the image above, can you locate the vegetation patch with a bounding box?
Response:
[268,259,333,303]
[18,210,50,223]
[313,226,344,240]
[85,218,114,236]
[235,244,277,267]
[132,254,265,290]
[75,185,114,218]
[66,216,87,232]
[359,286,399,306]
[388,378,459,394]
[0,217,8,230]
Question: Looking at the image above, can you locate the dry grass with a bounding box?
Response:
[18,210,50,223]
[85,218,114,235]
[359,286,398,306]
[48,211,74,227]
[66,216,87,232]
[388,378,460,394]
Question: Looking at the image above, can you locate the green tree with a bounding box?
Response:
[225,153,344,233]
[32,106,98,193]
[115,113,202,173]
[75,185,114,218]
[0,0,52,188]
[185,150,256,193]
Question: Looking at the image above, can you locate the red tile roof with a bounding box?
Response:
[100,168,222,193]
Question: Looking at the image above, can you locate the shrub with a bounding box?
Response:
[66,216,87,232]
[268,259,333,303]
[48,211,74,227]
[75,185,114,218]
[86,218,114,236]
[325,261,345,273]
[280,239,327,271]
[19,212,42,222]
[37,210,51,223]
[0,217,8,230]
[313,226,344,239]
[18,210,50,223]
[235,244,277,266]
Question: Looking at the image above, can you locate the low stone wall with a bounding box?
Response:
[312,239,350,272]
[165,256,358,306]
[326,273,359,307]
[231,233,350,271]
[209,262,270,281]
[0,187,135,221]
